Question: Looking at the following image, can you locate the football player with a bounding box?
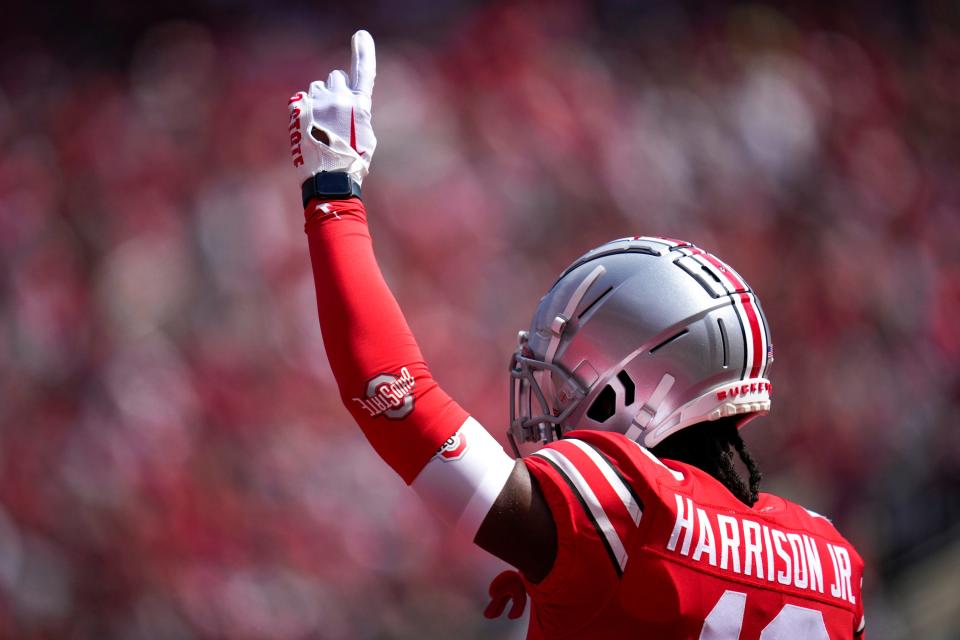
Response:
[289,30,866,639]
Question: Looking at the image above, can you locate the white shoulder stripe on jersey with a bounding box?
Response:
[803,507,833,523]
[627,439,685,481]
[565,439,642,526]
[533,448,629,573]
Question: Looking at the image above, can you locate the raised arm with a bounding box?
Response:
[288,31,556,581]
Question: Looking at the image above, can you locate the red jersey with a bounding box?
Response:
[521,430,865,639]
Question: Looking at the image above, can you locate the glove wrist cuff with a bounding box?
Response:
[302,171,363,208]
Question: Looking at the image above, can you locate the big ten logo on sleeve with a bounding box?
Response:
[352,368,416,419]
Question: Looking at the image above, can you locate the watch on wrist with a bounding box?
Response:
[301,172,362,208]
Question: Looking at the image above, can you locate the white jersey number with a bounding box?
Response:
[700,590,829,640]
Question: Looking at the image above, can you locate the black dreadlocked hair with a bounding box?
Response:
[650,417,762,507]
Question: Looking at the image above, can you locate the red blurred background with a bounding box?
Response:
[1,1,958,638]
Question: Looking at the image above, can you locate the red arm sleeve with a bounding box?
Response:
[305,197,469,483]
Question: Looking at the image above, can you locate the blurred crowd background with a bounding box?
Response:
[2,0,959,638]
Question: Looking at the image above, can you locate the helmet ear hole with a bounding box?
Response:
[616,370,635,406]
[586,384,617,423]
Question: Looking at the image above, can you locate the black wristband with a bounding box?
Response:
[301,172,362,208]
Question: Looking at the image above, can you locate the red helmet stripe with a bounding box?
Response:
[687,247,748,293]
[739,293,765,379]
[681,244,765,380]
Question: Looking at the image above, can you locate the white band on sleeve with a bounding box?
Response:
[411,416,516,538]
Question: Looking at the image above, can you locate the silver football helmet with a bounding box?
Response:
[508,236,773,456]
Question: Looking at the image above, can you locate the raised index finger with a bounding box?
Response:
[350,30,376,97]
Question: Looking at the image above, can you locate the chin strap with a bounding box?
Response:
[483,570,527,620]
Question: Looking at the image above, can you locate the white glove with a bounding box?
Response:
[288,30,377,186]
